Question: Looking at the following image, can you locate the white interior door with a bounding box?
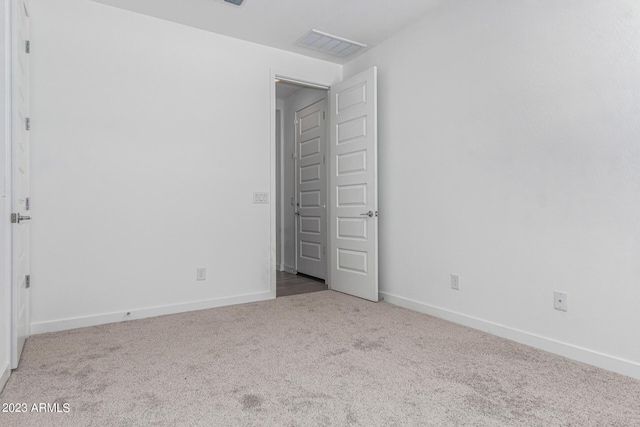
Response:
[11,0,31,368]
[295,98,327,280]
[329,67,378,302]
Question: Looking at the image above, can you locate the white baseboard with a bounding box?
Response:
[0,361,10,394]
[380,291,640,380]
[30,291,274,335]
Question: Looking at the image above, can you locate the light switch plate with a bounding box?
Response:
[253,192,269,204]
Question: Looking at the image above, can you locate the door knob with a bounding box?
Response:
[294,211,300,216]
[360,211,374,218]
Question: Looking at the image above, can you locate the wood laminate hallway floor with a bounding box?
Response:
[276,270,328,297]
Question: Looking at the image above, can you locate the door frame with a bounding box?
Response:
[1,0,13,390]
[269,69,333,298]
[9,0,29,368]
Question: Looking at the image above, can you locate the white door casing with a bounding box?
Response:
[295,98,327,280]
[328,67,378,302]
[11,0,30,368]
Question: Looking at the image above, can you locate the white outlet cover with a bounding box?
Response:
[451,274,460,290]
[197,268,206,281]
[554,291,568,311]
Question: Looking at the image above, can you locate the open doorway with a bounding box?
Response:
[275,79,329,297]
[271,67,379,302]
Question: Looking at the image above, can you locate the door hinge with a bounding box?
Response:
[11,213,17,223]
[323,111,325,120]
[25,117,31,131]
[25,275,30,289]
[25,40,30,54]
[26,197,30,211]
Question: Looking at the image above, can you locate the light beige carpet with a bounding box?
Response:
[1,290,639,426]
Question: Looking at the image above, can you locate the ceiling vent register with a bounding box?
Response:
[295,29,366,58]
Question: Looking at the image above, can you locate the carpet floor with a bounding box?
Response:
[1,290,639,426]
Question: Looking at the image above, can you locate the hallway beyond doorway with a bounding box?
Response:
[276,271,327,297]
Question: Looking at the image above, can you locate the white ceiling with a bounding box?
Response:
[91,0,446,64]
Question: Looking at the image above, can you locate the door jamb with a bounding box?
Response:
[1,0,13,389]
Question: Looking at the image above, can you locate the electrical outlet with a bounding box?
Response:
[554,291,568,311]
[451,274,460,290]
[196,267,206,281]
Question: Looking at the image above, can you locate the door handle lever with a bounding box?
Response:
[11,213,31,224]
[360,211,374,218]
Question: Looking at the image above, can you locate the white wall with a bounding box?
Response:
[28,0,341,332]
[0,0,12,392]
[279,87,327,273]
[345,0,640,378]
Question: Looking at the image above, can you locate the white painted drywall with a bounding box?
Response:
[280,87,327,273]
[0,0,11,391]
[28,0,341,332]
[345,0,640,377]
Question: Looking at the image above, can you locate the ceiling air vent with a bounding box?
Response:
[223,0,244,6]
[295,29,366,58]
